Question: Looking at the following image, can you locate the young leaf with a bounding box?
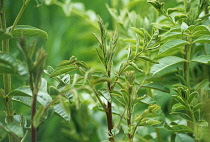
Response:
[193,103,204,112]
[161,32,186,42]
[191,55,210,64]
[0,53,18,74]
[187,91,198,104]
[141,83,170,93]
[33,105,45,128]
[54,103,70,122]
[50,66,75,78]
[8,25,48,40]
[139,95,156,105]
[158,39,189,55]
[172,95,188,108]
[171,103,187,112]
[129,62,144,73]
[138,56,159,64]
[151,56,186,75]
[98,89,111,102]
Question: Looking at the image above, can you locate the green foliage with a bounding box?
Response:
[1,0,210,142]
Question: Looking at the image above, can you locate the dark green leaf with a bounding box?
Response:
[188,91,198,104]
[49,86,60,96]
[174,14,187,22]
[171,103,187,112]
[129,62,144,73]
[172,95,188,108]
[151,56,186,75]
[0,53,18,74]
[142,83,170,93]
[8,25,48,40]
[197,120,208,127]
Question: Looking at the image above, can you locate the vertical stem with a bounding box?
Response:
[0,1,16,142]
[30,75,38,142]
[106,70,114,142]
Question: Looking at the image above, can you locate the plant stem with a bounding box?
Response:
[9,0,30,33]
[0,1,16,142]
[30,75,38,142]
[106,70,114,142]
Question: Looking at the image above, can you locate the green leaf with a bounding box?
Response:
[139,95,156,105]
[0,29,12,40]
[50,66,75,78]
[197,120,208,127]
[171,103,187,112]
[158,39,188,55]
[8,25,48,40]
[191,55,210,64]
[49,86,60,96]
[151,56,186,75]
[170,112,192,122]
[172,95,188,108]
[192,25,210,38]
[193,103,204,112]
[10,87,52,106]
[138,56,159,64]
[181,22,188,33]
[6,122,24,137]
[175,133,194,142]
[161,32,186,42]
[12,96,32,107]
[54,103,70,122]
[33,105,45,128]
[0,53,18,74]
[141,83,170,93]
[174,14,187,22]
[164,124,193,133]
[188,91,198,104]
[140,119,161,126]
[98,89,111,102]
[193,35,210,43]
[129,62,144,73]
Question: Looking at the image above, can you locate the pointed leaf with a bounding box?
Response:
[141,83,170,93]
[129,62,144,73]
[0,53,18,74]
[172,95,188,108]
[33,105,45,128]
[139,95,156,105]
[151,56,186,75]
[158,40,189,55]
[193,35,210,43]
[50,66,75,78]
[171,103,187,112]
[161,32,186,42]
[188,91,198,104]
[138,56,159,64]
[193,103,204,112]
[8,25,48,40]
[98,89,111,102]
[191,55,210,64]
[10,87,52,106]
[54,103,70,122]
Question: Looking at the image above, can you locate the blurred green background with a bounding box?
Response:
[0,0,183,142]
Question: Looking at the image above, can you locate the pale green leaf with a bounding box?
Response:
[164,124,193,133]
[139,95,156,105]
[150,56,186,75]
[10,87,52,106]
[8,25,48,40]
[6,123,24,137]
[191,55,210,64]
[193,35,210,43]
[54,103,70,122]
[175,133,195,142]
[158,40,188,55]
[50,66,75,78]
[138,56,159,64]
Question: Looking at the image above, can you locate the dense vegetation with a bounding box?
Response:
[0,0,210,142]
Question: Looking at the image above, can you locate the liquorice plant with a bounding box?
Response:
[0,0,71,142]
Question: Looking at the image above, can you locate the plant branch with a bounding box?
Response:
[9,0,30,33]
